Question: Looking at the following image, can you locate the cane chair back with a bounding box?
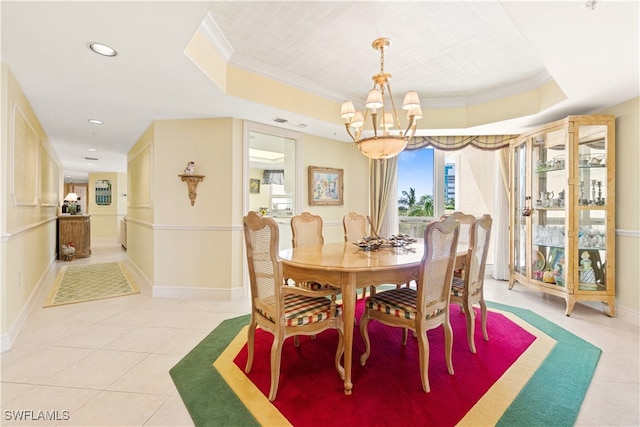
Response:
[243,211,344,401]
[441,211,475,246]
[343,212,368,242]
[359,216,460,393]
[450,214,492,353]
[290,212,335,295]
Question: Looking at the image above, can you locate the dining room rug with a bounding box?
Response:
[44,261,140,307]
[170,301,601,427]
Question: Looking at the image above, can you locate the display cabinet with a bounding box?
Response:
[58,215,91,260]
[509,115,615,316]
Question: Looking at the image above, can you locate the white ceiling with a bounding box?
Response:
[2,1,638,183]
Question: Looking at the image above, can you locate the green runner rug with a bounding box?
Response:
[44,261,140,307]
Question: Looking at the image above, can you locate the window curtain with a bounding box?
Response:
[369,157,397,236]
[492,148,510,280]
[406,135,517,151]
[262,170,284,185]
[369,135,514,250]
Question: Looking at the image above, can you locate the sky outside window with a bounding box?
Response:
[397,148,434,200]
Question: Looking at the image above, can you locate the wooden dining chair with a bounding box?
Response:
[343,212,374,299]
[243,211,344,401]
[359,216,460,393]
[290,212,340,343]
[450,214,492,353]
[291,211,324,248]
[343,212,368,242]
[441,211,475,278]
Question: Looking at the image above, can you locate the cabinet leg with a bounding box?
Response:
[565,296,576,316]
[602,298,616,317]
[508,278,516,290]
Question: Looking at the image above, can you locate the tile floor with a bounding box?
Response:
[1,243,638,426]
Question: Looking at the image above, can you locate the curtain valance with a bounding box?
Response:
[262,170,284,185]
[406,135,518,151]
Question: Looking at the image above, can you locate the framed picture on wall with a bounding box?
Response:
[249,178,260,194]
[308,166,343,206]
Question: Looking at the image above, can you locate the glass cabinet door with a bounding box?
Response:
[575,124,609,292]
[512,140,527,276]
[531,127,567,287]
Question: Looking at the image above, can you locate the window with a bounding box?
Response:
[397,148,461,237]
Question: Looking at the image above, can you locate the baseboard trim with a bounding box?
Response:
[616,305,640,327]
[1,257,57,352]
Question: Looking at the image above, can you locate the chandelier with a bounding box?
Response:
[340,38,422,159]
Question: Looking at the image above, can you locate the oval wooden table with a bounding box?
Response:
[280,240,468,395]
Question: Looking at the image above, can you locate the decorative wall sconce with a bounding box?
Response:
[179,174,205,206]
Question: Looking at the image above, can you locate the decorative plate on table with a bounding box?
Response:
[354,235,417,251]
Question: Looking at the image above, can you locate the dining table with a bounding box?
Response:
[279,239,468,395]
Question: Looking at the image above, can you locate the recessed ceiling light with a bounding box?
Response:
[87,119,103,125]
[88,42,117,57]
[87,148,97,152]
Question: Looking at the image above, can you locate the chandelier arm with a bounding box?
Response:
[358,109,370,140]
[344,123,357,142]
[403,115,416,138]
[385,82,402,132]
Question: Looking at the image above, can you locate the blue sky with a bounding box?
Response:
[397,148,434,199]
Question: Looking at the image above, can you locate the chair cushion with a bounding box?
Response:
[451,277,465,297]
[258,294,342,326]
[451,277,482,298]
[298,281,335,291]
[365,287,442,320]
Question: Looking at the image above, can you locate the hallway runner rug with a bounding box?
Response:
[170,301,601,426]
[44,261,140,307]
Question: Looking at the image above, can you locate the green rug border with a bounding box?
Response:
[170,303,601,427]
[487,302,602,427]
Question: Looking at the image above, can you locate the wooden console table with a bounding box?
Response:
[58,215,91,260]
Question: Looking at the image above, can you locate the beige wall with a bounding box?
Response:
[300,135,369,243]
[125,125,155,284]
[601,97,640,313]
[126,118,246,298]
[88,172,126,242]
[1,64,62,348]
[125,118,368,298]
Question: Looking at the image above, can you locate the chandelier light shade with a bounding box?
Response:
[341,38,421,159]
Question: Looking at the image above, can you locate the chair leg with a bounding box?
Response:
[359,313,372,366]
[245,318,257,373]
[443,319,454,376]
[402,328,408,345]
[294,335,300,347]
[416,326,431,393]
[268,333,285,402]
[465,299,477,353]
[480,299,489,342]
